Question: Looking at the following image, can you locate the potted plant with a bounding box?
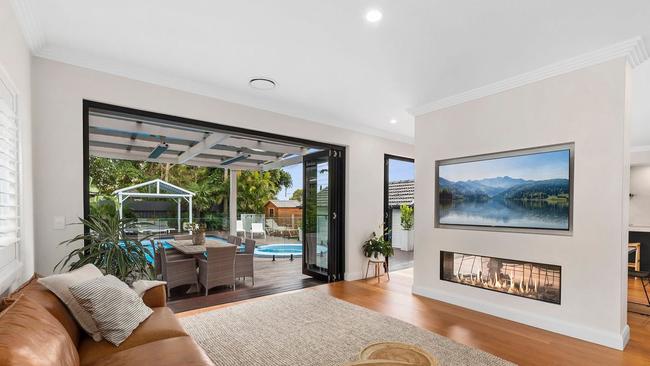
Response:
[56,214,154,284]
[362,227,394,263]
[400,204,414,251]
[183,222,207,245]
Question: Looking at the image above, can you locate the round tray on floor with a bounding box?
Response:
[346,342,437,366]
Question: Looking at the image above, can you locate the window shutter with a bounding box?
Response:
[0,89,19,273]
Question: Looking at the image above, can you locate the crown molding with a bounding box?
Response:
[409,36,650,116]
[10,0,45,52]
[34,46,414,145]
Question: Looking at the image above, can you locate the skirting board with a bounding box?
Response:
[345,271,363,281]
[412,284,630,350]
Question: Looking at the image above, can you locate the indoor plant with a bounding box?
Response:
[400,204,414,251]
[56,214,154,284]
[362,227,394,262]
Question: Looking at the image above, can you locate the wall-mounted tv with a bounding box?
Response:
[435,143,573,234]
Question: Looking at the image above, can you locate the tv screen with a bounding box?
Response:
[436,144,573,232]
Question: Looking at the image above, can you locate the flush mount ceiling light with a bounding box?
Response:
[365,9,383,23]
[249,78,276,90]
[390,119,397,124]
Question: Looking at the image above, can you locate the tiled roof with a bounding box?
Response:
[388,180,414,208]
[267,199,302,208]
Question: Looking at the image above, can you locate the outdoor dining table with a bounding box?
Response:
[166,238,237,256]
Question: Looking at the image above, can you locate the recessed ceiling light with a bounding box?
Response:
[249,78,276,90]
[365,9,383,23]
[390,119,397,124]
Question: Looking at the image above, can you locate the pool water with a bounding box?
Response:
[254,244,328,258]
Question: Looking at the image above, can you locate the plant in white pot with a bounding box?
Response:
[400,204,414,251]
[362,227,393,263]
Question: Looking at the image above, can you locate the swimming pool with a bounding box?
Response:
[254,244,328,258]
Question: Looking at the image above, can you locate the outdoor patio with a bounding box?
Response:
[167,254,315,313]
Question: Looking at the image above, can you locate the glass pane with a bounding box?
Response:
[304,155,329,274]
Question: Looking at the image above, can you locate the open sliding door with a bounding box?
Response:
[302,149,345,281]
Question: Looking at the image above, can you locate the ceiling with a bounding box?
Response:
[88,106,321,171]
[13,0,650,143]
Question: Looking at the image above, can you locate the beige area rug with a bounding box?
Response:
[179,290,514,366]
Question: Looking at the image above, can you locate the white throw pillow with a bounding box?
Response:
[38,264,104,341]
[69,275,153,346]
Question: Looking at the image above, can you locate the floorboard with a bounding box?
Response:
[179,268,650,366]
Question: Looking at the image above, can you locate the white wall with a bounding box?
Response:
[0,0,35,292]
[31,57,414,280]
[413,59,629,349]
[630,165,650,228]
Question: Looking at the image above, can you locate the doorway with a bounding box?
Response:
[82,101,346,311]
[384,154,415,271]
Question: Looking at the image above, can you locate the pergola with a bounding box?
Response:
[113,179,194,233]
[90,106,318,235]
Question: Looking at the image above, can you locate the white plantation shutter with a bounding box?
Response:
[0,77,20,290]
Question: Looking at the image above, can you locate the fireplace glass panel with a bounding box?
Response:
[440,251,561,305]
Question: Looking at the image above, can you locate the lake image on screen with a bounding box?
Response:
[438,149,570,230]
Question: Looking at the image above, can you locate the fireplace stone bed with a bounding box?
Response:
[440,251,561,305]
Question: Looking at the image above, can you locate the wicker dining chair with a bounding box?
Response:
[227,235,242,246]
[236,239,255,285]
[198,245,237,295]
[158,244,198,297]
[153,244,190,278]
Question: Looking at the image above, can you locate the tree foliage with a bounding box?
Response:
[89,157,293,217]
[290,188,303,202]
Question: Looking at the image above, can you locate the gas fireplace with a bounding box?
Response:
[440,251,561,304]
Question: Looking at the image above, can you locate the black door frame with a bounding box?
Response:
[82,100,346,282]
[302,149,345,282]
[383,154,415,242]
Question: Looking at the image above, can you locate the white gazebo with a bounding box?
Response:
[113,179,195,233]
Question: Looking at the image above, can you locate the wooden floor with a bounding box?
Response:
[180,268,650,366]
[629,276,649,305]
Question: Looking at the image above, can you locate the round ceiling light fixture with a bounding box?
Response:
[249,77,277,90]
[365,9,383,23]
[389,119,397,124]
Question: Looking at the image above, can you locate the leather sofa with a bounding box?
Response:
[0,276,215,366]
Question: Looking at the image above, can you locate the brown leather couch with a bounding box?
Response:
[0,277,215,366]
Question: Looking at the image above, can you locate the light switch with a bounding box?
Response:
[53,216,66,230]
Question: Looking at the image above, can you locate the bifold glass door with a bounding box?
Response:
[302,149,344,281]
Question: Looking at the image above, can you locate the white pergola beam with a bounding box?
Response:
[178,132,229,164]
[90,115,206,142]
[229,169,237,236]
[90,133,273,162]
[261,155,304,171]
[225,137,305,155]
[90,147,259,171]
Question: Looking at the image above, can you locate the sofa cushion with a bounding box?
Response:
[38,264,104,341]
[78,307,188,366]
[0,295,80,366]
[14,277,81,346]
[85,336,214,366]
[70,275,153,346]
